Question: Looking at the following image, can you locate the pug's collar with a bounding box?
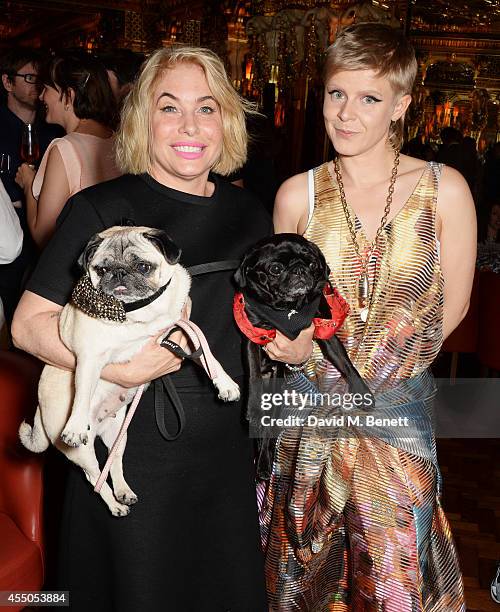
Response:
[233,284,350,345]
[71,275,171,323]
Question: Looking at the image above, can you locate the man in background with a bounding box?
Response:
[0,48,62,328]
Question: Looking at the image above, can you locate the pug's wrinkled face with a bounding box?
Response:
[80,226,181,304]
[235,233,330,310]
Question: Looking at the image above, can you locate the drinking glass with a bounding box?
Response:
[20,123,40,167]
[0,153,11,176]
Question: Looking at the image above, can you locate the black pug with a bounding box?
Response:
[233,233,373,478]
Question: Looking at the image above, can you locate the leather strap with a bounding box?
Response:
[160,327,203,361]
[154,376,186,441]
[187,259,239,276]
[122,279,171,313]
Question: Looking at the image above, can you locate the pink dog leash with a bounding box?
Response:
[94,383,145,493]
[94,319,221,494]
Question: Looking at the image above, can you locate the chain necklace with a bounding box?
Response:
[334,148,400,322]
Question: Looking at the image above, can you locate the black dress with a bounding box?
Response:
[26,173,271,611]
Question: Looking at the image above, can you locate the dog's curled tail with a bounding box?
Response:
[19,407,50,453]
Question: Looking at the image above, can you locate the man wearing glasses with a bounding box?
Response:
[0,48,62,331]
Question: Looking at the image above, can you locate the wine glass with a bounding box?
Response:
[20,123,40,168]
[0,153,11,176]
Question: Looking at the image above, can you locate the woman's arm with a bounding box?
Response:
[0,178,23,264]
[266,171,315,364]
[273,172,309,235]
[12,291,74,370]
[12,290,190,387]
[16,146,70,249]
[436,166,477,340]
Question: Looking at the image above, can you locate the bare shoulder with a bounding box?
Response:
[435,164,476,240]
[273,171,310,234]
[397,153,427,178]
[275,171,309,204]
[437,165,473,213]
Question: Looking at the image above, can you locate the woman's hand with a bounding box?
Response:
[102,298,192,387]
[263,323,315,365]
[15,163,36,192]
[104,327,190,388]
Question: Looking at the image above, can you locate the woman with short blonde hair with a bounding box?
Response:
[116,46,255,176]
[262,22,474,610]
[323,22,418,149]
[13,45,269,610]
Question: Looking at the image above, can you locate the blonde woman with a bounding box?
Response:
[262,23,475,610]
[13,48,269,611]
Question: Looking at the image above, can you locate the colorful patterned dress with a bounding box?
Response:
[260,161,465,611]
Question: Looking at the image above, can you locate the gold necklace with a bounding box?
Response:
[334,149,400,322]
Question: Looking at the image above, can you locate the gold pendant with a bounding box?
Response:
[358,272,369,308]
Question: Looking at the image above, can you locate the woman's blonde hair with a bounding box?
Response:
[324,23,417,149]
[116,46,255,176]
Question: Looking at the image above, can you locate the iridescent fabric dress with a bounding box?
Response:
[260,161,465,611]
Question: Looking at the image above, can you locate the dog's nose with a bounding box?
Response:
[114,268,126,281]
[291,264,307,277]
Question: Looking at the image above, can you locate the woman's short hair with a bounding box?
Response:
[324,23,417,149]
[116,46,255,176]
[41,52,117,129]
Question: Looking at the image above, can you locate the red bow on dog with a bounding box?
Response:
[233,284,349,346]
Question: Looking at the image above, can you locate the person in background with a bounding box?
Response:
[15,52,120,249]
[99,48,145,104]
[263,22,475,610]
[437,126,476,190]
[0,48,62,326]
[477,200,500,273]
[0,176,23,337]
[482,142,500,207]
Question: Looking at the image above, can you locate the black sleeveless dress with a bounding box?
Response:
[26,173,271,611]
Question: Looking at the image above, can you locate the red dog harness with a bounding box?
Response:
[233,284,349,345]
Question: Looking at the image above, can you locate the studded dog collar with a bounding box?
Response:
[71,274,171,323]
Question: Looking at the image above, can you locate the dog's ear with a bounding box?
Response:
[234,262,247,288]
[322,256,331,279]
[144,229,181,264]
[77,232,105,272]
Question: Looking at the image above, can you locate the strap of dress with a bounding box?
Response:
[306,169,315,230]
[429,162,444,262]
[51,136,83,195]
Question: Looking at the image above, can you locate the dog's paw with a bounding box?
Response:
[109,501,131,517]
[213,375,240,402]
[60,427,89,447]
[115,489,138,506]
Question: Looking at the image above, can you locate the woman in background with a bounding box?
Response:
[16,52,120,249]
